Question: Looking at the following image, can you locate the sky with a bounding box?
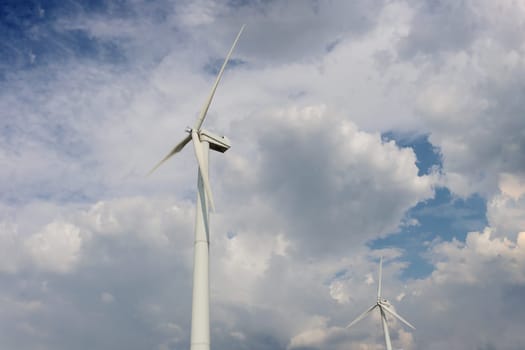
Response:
[1,0,525,349]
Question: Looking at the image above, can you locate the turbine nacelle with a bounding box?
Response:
[198,129,231,153]
[184,127,231,153]
[378,298,389,305]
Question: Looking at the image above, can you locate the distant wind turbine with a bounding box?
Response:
[149,25,245,350]
[346,257,415,350]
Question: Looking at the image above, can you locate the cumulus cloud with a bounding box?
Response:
[430,229,525,285]
[222,105,435,256]
[397,0,525,198]
[287,316,346,350]
[415,40,525,197]
[24,221,83,273]
[486,174,525,239]
[0,197,198,350]
[401,228,525,349]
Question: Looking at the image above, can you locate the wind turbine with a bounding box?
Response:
[149,25,245,350]
[346,257,415,350]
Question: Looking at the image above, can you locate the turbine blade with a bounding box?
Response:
[191,131,216,212]
[346,304,377,329]
[381,303,416,330]
[377,256,383,300]
[148,133,192,175]
[380,306,393,350]
[193,24,246,131]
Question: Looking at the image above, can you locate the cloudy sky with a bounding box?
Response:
[1,0,525,349]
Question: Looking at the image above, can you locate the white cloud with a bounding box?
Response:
[24,221,83,274]
[499,173,525,200]
[329,279,351,305]
[287,316,342,350]
[429,228,525,285]
[487,185,525,239]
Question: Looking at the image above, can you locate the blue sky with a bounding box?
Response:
[1,1,120,70]
[372,133,488,279]
[1,1,525,350]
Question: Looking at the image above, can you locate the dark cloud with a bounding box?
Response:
[398,0,483,58]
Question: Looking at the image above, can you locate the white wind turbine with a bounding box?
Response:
[149,25,245,350]
[346,257,415,350]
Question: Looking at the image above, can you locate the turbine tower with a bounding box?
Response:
[149,25,245,350]
[346,257,415,350]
